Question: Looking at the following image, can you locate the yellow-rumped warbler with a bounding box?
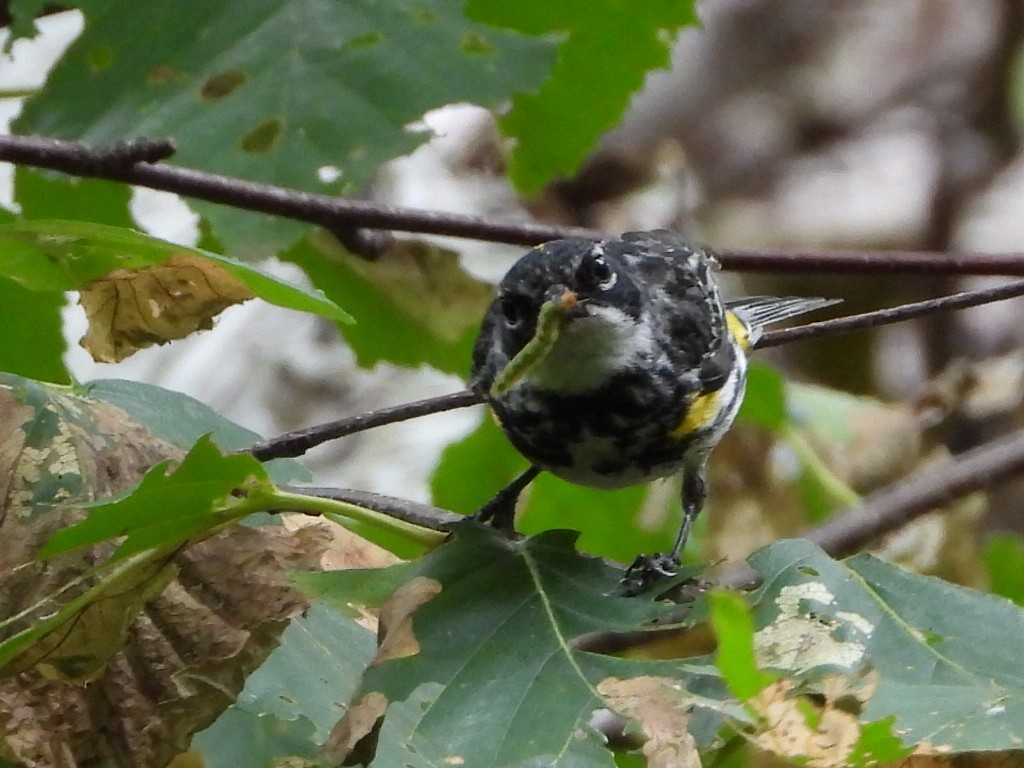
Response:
[469,230,838,591]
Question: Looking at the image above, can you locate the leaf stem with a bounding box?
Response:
[0,87,39,99]
[246,487,447,549]
[0,547,178,673]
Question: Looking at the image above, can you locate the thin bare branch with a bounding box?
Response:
[246,278,1024,460]
[718,425,1024,589]
[722,245,1024,275]
[0,134,599,248]
[758,278,1024,348]
[246,388,483,461]
[4,133,1024,274]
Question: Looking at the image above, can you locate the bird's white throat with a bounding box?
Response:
[522,305,654,394]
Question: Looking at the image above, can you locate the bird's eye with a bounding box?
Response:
[576,255,616,291]
[500,294,530,328]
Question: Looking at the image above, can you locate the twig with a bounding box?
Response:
[281,485,462,531]
[247,280,1024,461]
[80,137,177,169]
[717,425,1024,589]
[758,278,1024,349]
[4,134,1024,274]
[0,134,599,247]
[246,388,483,461]
[721,246,1024,275]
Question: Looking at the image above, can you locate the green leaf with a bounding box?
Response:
[15,0,555,253]
[984,533,1024,607]
[749,539,1024,753]
[709,590,774,701]
[0,205,69,382]
[39,435,268,560]
[307,526,721,767]
[5,0,48,45]
[0,173,136,383]
[845,717,914,766]
[291,562,417,619]
[193,709,322,768]
[82,377,310,484]
[431,411,527,514]
[0,218,349,362]
[0,277,70,384]
[467,0,701,192]
[194,603,376,767]
[14,168,134,226]
[523,475,667,565]
[285,234,487,375]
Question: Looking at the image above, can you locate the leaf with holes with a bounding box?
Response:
[15,0,555,253]
[734,540,1024,763]
[194,603,376,768]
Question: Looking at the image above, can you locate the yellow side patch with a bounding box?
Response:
[672,388,724,438]
[726,310,751,352]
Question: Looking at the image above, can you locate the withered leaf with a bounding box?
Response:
[0,374,329,768]
[748,678,864,767]
[598,676,702,768]
[374,576,443,665]
[78,252,254,362]
[322,691,389,766]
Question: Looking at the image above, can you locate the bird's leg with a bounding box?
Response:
[620,461,708,596]
[671,462,707,561]
[473,465,541,536]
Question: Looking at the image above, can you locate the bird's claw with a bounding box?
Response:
[618,552,682,596]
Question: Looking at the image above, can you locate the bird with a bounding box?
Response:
[469,230,838,593]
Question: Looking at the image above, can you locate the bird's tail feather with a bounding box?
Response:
[725,296,840,343]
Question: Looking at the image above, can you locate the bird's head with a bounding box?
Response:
[471,238,651,396]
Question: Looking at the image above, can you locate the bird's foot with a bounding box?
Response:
[471,492,518,537]
[618,552,682,597]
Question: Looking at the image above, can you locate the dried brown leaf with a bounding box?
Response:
[748,679,862,767]
[598,675,702,768]
[78,253,254,362]
[373,576,443,665]
[0,380,329,768]
[322,691,389,765]
[322,577,443,766]
[893,754,1024,767]
[0,382,181,680]
[283,513,400,572]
